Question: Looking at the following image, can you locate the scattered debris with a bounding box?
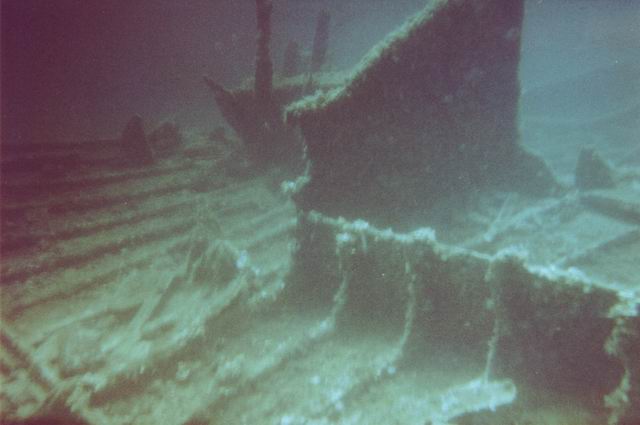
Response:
[120,115,154,166]
[581,191,640,225]
[575,146,616,190]
[148,122,183,156]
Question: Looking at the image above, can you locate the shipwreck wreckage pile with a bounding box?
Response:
[1,0,639,424]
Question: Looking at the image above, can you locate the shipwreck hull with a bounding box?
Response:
[286,0,557,230]
[288,211,638,423]
[2,163,639,424]
[2,0,639,424]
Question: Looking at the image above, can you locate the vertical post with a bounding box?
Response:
[255,0,273,103]
[282,41,301,77]
[310,10,331,74]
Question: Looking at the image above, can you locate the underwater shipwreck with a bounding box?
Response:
[1,0,639,424]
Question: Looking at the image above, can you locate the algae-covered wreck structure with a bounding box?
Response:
[1,0,639,424]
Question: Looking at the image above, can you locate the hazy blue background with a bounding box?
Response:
[2,0,638,143]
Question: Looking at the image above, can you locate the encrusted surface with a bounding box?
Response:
[2,0,639,424]
[287,0,557,229]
